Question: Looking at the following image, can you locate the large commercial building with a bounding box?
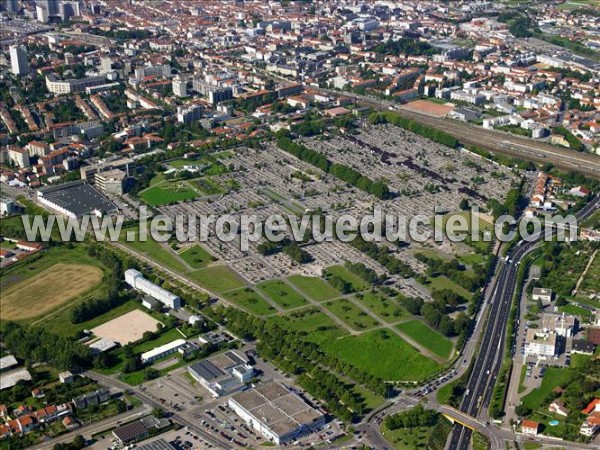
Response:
[124,269,181,310]
[10,45,29,76]
[187,351,253,398]
[46,74,106,95]
[228,381,326,445]
[37,180,117,218]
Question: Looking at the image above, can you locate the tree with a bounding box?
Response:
[72,435,86,450]
[459,198,470,211]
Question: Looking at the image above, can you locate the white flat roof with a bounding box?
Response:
[0,368,32,390]
[141,339,187,361]
[0,355,18,371]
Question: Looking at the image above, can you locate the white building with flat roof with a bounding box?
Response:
[141,339,187,364]
[525,329,557,358]
[124,269,181,310]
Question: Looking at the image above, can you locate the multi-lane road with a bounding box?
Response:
[449,196,600,450]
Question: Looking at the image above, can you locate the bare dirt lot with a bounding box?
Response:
[91,309,162,344]
[1,263,103,320]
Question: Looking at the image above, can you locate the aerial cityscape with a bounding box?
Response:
[0,1,599,450]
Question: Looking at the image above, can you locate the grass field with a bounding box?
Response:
[269,307,348,344]
[325,265,370,292]
[140,182,197,206]
[223,288,276,316]
[322,329,442,381]
[521,368,573,410]
[179,245,216,269]
[1,246,108,328]
[119,228,188,273]
[1,263,103,321]
[188,265,245,292]
[396,321,454,359]
[323,299,380,331]
[353,291,405,322]
[428,276,472,299]
[288,274,340,301]
[256,279,308,309]
[39,299,141,338]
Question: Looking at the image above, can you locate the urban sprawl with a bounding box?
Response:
[0,1,600,450]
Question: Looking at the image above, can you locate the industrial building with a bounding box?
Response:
[124,269,181,310]
[187,351,253,397]
[228,381,326,445]
[141,339,187,364]
[37,180,117,218]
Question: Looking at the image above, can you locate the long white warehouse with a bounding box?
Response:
[124,269,181,310]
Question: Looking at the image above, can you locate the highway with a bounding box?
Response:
[448,196,600,450]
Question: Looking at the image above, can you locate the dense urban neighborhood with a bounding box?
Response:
[1,1,600,450]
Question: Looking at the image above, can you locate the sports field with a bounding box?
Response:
[91,309,162,345]
[1,263,103,321]
[322,329,442,381]
[396,320,454,359]
[288,274,340,301]
[256,279,308,309]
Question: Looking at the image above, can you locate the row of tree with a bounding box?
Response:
[368,112,459,148]
[207,306,392,422]
[348,237,416,278]
[384,404,440,430]
[344,261,382,285]
[2,323,92,371]
[276,136,392,199]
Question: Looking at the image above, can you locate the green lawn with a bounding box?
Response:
[269,307,348,344]
[179,244,216,269]
[187,265,245,293]
[119,228,188,273]
[224,288,277,316]
[322,329,442,382]
[325,265,370,292]
[0,245,110,330]
[428,276,473,299]
[256,279,308,309]
[288,274,341,301]
[39,299,141,338]
[351,384,385,414]
[140,182,197,206]
[521,368,573,410]
[396,321,454,359]
[380,416,452,450]
[353,291,405,322]
[323,298,380,331]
